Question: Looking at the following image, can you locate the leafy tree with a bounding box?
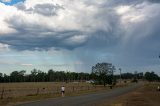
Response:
[10,70,26,82]
[30,69,38,82]
[10,71,19,82]
[3,74,9,82]
[19,70,26,82]
[145,72,159,82]
[47,69,55,82]
[121,73,134,79]
[92,62,115,86]
[37,70,46,82]
[0,73,3,82]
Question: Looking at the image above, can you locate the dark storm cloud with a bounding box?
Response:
[1,0,160,62]
[70,0,160,72]
[147,0,160,3]
[0,30,85,50]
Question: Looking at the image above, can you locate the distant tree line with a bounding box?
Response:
[0,65,159,83]
[115,71,160,82]
[0,69,91,83]
[115,72,144,80]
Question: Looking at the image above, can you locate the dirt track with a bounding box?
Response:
[16,83,142,106]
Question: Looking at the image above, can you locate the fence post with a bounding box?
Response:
[36,88,39,95]
[56,87,59,94]
[72,86,74,92]
[1,88,4,99]
[94,85,96,90]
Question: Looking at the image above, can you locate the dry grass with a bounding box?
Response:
[0,82,106,106]
[0,82,129,106]
[0,82,90,106]
[0,82,92,98]
[97,82,160,106]
[0,82,91,89]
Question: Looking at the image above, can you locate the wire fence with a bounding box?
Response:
[0,85,107,99]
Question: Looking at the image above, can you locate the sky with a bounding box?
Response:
[0,0,160,74]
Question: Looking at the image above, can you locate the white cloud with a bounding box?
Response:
[21,64,33,67]
[0,0,114,35]
[114,1,160,43]
[65,35,89,45]
[0,3,18,35]
[115,5,146,24]
[116,6,131,14]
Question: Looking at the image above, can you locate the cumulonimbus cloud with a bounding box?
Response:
[0,0,160,53]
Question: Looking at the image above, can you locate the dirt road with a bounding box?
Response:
[16,83,142,106]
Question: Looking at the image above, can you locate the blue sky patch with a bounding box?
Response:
[0,0,25,5]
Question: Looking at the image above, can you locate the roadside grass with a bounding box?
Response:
[0,82,129,106]
[97,82,160,106]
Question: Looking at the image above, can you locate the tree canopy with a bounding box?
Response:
[92,62,116,86]
[145,72,160,82]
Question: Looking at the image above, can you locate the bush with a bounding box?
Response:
[131,78,138,83]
